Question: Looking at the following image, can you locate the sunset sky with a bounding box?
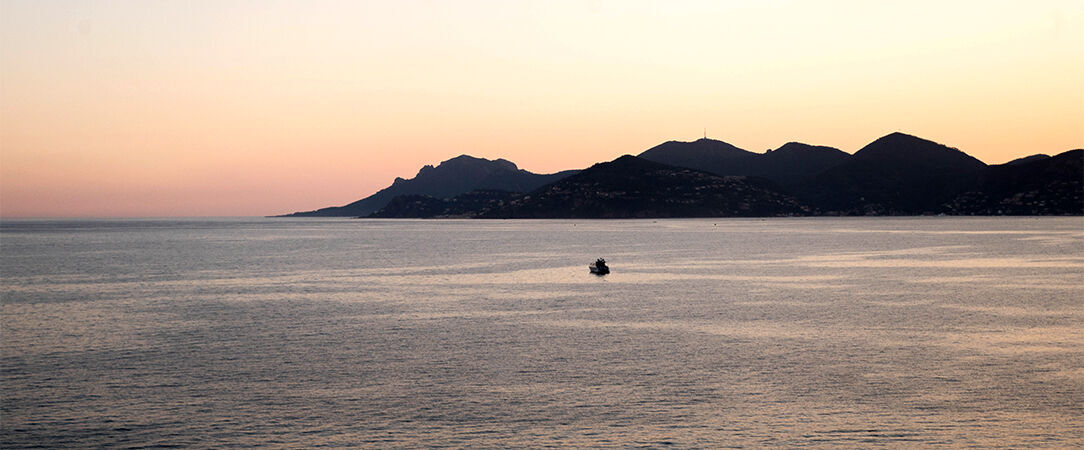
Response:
[2,0,1081,218]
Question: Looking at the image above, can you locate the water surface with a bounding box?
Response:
[2,217,1082,446]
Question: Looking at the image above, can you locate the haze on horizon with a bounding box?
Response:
[2,0,1081,218]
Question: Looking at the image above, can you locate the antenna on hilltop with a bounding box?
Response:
[703,128,707,139]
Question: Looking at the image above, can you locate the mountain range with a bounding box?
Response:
[475,155,808,218]
[282,155,577,217]
[638,138,850,185]
[281,132,1082,218]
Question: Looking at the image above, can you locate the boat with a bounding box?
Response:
[589,258,610,275]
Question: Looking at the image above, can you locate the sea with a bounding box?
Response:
[2,217,1082,447]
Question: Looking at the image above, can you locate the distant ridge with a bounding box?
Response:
[945,149,1083,215]
[794,132,989,214]
[754,142,850,185]
[372,155,807,218]
[637,138,758,179]
[850,132,985,170]
[481,155,806,218]
[280,132,1083,218]
[1003,154,1050,166]
[280,155,577,217]
[637,138,848,185]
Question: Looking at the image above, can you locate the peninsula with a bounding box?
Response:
[281,132,1083,218]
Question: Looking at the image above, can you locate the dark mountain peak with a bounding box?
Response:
[492,158,518,171]
[609,154,653,166]
[796,133,993,214]
[855,132,986,170]
[479,154,807,218]
[770,142,847,156]
[640,137,850,184]
[440,154,490,164]
[567,155,661,179]
[445,154,481,162]
[409,154,524,179]
[641,138,753,158]
[883,131,917,140]
[638,137,757,179]
[582,154,673,174]
[864,132,934,149]
[1003,154,1050,166]
[750,142,851,185]
[279,154,576,217]
[431,154,518,171]
[773,142,807,152]
[873,131,951,147]
[1053,149,1083,161]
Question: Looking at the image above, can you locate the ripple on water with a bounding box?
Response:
[2,217,1082,447]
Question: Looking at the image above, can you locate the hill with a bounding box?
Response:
[369,190,520,218]
[279,132,1082,218]
[280,155,577,217]
[478,155,808,218]
[638,138,758,177]
[795,132,988,214]
[1003,154,1051,166]
[637,138,848,185]
[753,142,851,184]
[945,149,1083,215]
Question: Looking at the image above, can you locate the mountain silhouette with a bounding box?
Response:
[278,132,1082,218]
[637,138,848,185]
[477,155,808,218]
[1003,154,1051,166]
[850,132,985,169]
[795,132,988,214]
[280,155,577,217]
[945,149,1083,215]
[753,142,850,184]
[637,138,758,178]
[369,190,521,218]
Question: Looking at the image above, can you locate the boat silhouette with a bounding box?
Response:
[589,258,609,275]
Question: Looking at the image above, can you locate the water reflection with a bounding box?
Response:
[2,217,1082,447]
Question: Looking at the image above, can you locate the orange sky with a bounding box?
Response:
[2,0,1082,218]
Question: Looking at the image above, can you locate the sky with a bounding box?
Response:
[1,0,1082,218]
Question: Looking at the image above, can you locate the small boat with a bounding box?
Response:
[589,258,610,275]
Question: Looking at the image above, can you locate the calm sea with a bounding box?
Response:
[2,217,1082,447]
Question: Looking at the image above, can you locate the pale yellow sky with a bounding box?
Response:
[2,0,1082,217]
